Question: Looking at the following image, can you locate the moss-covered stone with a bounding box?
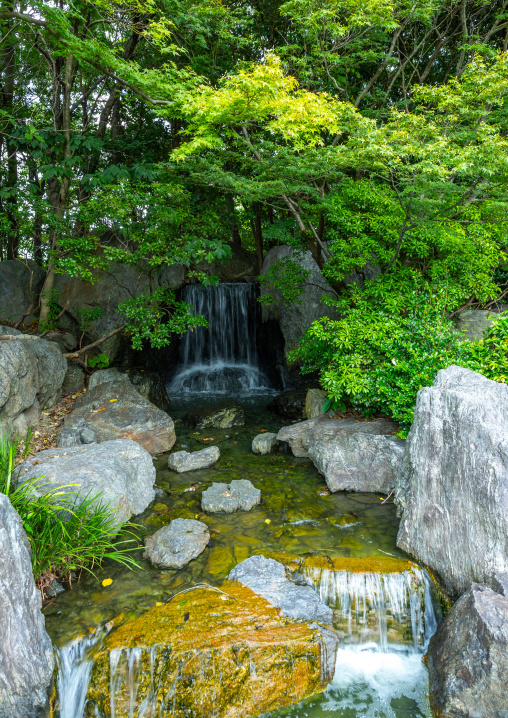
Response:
[86,584,327,718]
[326,514,360,527]
[206,545,235,577]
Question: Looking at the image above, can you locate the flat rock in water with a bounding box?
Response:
[202,479,260,513]
[427,581,508,717]
[229,555,333,625]
[308,433,405,494]
[252,432,279,455]
[277,415,399,458]
[61,380,175,455]
[144,518,210,569]
[17,439,155,524]
[395,365,508,597]
[0,493,54,718]
[168,446,220,473]
[183,400,245,429]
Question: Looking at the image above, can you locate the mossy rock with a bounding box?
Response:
[286,504,327,522]
[326,514,360,527]
[263,491,289,512]
[299,555,417,573]
[86,583,328,718]
[205,546,235,577]
[153,503,167,512]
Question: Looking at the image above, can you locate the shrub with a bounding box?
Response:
[0,430,140,595]
[293,288,508,431]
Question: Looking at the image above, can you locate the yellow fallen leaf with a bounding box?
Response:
[110,399,117,403]
[264,519,271,524]
[102,578,113,587]
[156,602,163,607]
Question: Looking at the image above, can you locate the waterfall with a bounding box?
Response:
[56,631,103,718]
[292,564,436,654]
[168,283,270,394]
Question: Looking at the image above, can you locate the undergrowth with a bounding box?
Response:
[0,429,140,597]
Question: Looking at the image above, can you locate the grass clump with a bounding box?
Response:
[0,428,140,596]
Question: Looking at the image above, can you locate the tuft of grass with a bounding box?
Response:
[0,426,141,596]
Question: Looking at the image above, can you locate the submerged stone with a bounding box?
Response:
[168,446,220,472]
[206,545,235,577]
[86,583,332,718]
[183,400,245,429]
[202,479,260,513]
[144,518,210,569]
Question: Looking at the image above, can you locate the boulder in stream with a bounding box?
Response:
[252,432,279,454]
[202,479,260,513]
[144,518,210,568]
[168,446,220,473]
[88,368,171,413]
[182,400,245,429]
[396,365,508,597]
[277,414,399,458]
[0,493,54,718]
[61,380,175,455]
[427,580,508,718]
[308,433,406,494]
[17,439,155,523]
[87,582,335,717]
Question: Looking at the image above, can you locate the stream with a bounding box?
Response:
[44,283,440,717]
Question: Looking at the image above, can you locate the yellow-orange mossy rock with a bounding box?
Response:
[85,582,328,718]
[257,551,416,574]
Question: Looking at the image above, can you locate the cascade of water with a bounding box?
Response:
[294,565,433,653]
[168,283,271,394]
[56,630,103,718]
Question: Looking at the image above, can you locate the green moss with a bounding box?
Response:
[327,514,360,527]
[206,546,235,577]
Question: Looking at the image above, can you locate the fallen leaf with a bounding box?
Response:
[109,399,117,403]
[156,602,163,607]
[102,578,113,587]
[265,519,271,524]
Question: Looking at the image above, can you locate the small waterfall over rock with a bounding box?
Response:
[56,631,103,718]
[168,283,271,395]
[293,563,437,653]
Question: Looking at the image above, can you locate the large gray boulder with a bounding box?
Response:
[0,260,45,325]
[260,246,340,356]
[61,380,175,455]
[16,439,156,523]
[427,580,508,717]
[396,365,508,598]
[308,433,406,494]
[202,480,260,513]
[61,362,86,394]
[168,446,220,473]
[88,368,171,413]
[455,309,496,340]
[277,414,399,458]
[0,326,67,434]
[144,518,210,569]
[229,556,333,625]
[0,493,54,718]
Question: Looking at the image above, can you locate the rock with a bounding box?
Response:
[144,519,210,569]
[308,433,406,494]
[86,582,334,717]
[0,259,45,325]
[62,362,86,394]
[0,493,54,718]
[455,309,496,340]
[44,332,77,353]
[17,439,156,523]
[277,414,399,458]
[492,572,508,597]
[57,418,97,448]
[168,446,220,473]
[206,545,236,577]
[260,246,340,356]
[396,365,508,598]
[45,579,65,598]
[229,556,333,625]
[267,388,308,420]
[252,432,279,455]
[88,368,170,413]
[202,479,260,513]
[62,380,175,455]
[427,582,508,718]
[0,326,67,434]
[305,388,327,419]
[183,400,245,429]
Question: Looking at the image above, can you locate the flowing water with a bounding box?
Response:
[46,283,439,718]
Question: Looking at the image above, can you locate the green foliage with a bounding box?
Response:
[38,289,61,333]
[88,353,110,369]
[293,284,508,429]
[75,306,105,333]
[0,429,140,594]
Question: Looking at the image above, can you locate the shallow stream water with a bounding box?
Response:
[45,395,436,717]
